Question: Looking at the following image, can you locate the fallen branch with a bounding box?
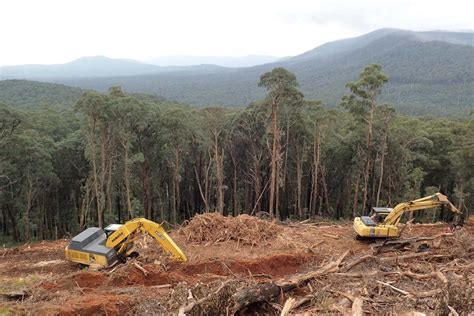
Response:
[372,233,453,254]
[376,281,411,296]
[322,233,340,239]
[106,265,120,275]
[0,291,29,300]
[341,254,376,272]
[379,252,430,263]
[415,289,443,298]
[283,250,350,285]
[447,305,459,316]
[75,281,86,295]
[352,297,363,316]
[376,281,442,299]
[151,284,172,289]
[280,297,296,316]
[133,262,149,276]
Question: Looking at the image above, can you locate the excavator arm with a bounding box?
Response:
[382,193,462,226]
[106,218,187,262]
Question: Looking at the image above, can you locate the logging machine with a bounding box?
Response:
[353,193,463,239]
[65,218,187,267]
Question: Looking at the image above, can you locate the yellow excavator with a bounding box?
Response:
[353,193,463,239]
[65,218,187,267]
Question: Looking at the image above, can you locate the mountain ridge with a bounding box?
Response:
[1,29,473,116]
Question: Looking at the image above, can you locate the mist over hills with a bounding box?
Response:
[147,55,282,68]
[1,28,473,116]
[0,56,229,79]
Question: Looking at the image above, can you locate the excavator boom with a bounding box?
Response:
[106,218,187,262]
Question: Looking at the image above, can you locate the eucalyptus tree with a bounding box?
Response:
[197,107,228,214]
[259,67,303,217]
[159,105,195,223]
[341,64,388,214]
[75,91,115,228]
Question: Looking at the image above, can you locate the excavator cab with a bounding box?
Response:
[370,207,392,222]
[104,224,123,237]
[358,207,393,229]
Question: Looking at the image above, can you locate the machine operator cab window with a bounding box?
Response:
[360,207,393,227]
[370,207,393,223]
[104,224,123,237]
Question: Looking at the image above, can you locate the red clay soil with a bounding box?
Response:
[0,216,472,315]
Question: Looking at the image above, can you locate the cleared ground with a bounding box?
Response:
[0,214,472,315]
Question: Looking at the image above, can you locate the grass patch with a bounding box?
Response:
[0,305,13,316]
[0,275,42,292]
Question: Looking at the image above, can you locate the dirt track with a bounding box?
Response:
[0,215,473,315]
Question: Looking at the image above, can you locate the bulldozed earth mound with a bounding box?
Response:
[0,215,473,315]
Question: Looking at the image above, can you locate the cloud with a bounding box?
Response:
[0,0,472,66]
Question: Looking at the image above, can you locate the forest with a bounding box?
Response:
[0,64,472,243]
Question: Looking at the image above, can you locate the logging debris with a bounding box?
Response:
[0,215,472,315]
[177,212,282,246]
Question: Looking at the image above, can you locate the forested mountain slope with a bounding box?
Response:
[52,29,474,116]
[0,56,229,79]
[0,80,85,108]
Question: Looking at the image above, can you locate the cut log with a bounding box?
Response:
[229,251,350,314]
[229,282,284,314]
[0,291,29,300]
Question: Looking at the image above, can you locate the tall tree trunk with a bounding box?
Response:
[353,171,361,217]
[194,165,209,211]
[24,175,33,240]
[123,143,133,219]
[281,117,290,215]
[361,95,376,214]
[6,205,19,242]
[310,127,321,216]
[214,133,225,215]
[230,151,239,215]
[269,99,279,217]
[106,157,113,217]
[89,133,102,228]
[376,131,388,206]
[173,147,181,224]
[296,149,303,218]
[141,158,151,219]
[319,164,330,216]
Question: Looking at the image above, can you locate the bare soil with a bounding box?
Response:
[0,214,472,315]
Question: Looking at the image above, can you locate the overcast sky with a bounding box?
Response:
[1,0,473,66]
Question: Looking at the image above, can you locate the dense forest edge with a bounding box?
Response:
[0,64,472,243]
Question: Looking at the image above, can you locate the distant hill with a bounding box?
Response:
[2,29,473,116]
[50,29,473,116]
[0,80,85,108]
[147,55,282,68]
[0,56,230,79]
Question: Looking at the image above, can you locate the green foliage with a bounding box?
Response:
[47,30,474,117]
[0,80,84,109]
[0,63,472,243]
